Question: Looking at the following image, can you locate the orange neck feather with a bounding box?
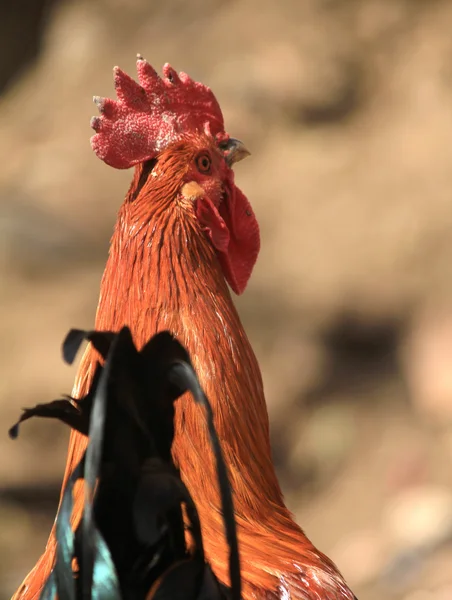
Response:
[92,165,352,599]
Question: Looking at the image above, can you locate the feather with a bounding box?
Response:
[10,326,241,600]
[8,397,87,439]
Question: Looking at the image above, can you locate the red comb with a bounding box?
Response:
[90,56,226,169]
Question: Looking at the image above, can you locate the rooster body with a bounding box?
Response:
[13,61,356,600]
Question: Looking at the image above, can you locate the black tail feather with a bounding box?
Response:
[9,326,241,600]
[168,362,241,600]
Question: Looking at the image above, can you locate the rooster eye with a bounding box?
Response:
[195,153,212,174]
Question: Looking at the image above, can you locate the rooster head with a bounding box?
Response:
[90,56,259,295]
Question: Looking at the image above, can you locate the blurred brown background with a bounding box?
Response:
[1,1,452,598]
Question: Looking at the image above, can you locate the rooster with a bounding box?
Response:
[13,57,356,600]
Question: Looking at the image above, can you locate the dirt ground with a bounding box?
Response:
[1,1,452,598]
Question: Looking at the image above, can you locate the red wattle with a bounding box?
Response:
[196,185,260,295]
[196,196,230,253]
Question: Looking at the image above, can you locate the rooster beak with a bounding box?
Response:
[222,138,251,167]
